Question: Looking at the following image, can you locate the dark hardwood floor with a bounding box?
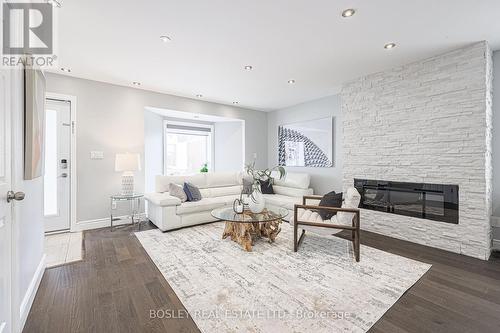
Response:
[24,222,500,333]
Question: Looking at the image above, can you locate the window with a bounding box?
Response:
[44,109,58,216]
[164,121,213,175]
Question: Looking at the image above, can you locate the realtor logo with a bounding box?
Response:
[2,2,53,55]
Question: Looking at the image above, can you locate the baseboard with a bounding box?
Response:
[20,254,46,330]
[491,216,500,227]
[72,213,147,231]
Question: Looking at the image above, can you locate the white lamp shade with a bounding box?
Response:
[115,153,141,172]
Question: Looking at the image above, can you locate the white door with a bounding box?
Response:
[43,99,71,232]
[0,70,13,332]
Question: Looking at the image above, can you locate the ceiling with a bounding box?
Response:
[50,0,500,111]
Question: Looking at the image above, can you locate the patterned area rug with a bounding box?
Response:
[135,222,430,333]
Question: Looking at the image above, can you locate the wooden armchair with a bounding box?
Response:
[293,192,361,262]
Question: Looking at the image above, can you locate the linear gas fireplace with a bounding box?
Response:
[354,179,459,224]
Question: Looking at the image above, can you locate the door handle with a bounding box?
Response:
[60,173,68,178]
[7,191,25,203]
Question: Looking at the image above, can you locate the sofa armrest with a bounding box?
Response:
[145,192,182,207]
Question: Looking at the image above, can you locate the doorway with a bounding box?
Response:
[43,99,72,233]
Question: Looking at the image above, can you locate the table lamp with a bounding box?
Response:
[115,153,141,195]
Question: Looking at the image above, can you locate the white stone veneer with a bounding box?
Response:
[342,42,493,260]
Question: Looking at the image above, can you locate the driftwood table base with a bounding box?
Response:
[222,219,282,252]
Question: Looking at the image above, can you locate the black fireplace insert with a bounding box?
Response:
[354,179,459,224]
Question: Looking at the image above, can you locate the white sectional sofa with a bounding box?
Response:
[145,171,314,231]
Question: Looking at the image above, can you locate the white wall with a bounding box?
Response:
[342,42,493,260]
[45,73,268,223]
[144,110,164,193]
[214,121,244,172]
[267,94,342,195]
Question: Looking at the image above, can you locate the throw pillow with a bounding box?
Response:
[318,191,343,220]
[168,183,187,202]
[183,182,202,202]
[260,179,274,194]
[242,177,254,194]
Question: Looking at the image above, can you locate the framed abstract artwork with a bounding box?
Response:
[278,117,334,168]
[24,67,46,180]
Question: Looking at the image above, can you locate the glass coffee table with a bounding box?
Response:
[211,207,288,252]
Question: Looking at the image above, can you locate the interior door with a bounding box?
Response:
[0,70,13,332]
[43,99,71,232]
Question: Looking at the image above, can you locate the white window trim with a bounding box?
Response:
[163,120,215,175]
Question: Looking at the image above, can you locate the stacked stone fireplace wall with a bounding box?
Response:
[341,42,493,259]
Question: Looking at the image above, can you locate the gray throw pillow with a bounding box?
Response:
[183,182,202,202]
[169,183,187,202]
[242,177,254,194]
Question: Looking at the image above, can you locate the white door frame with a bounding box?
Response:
[45,93,77,232]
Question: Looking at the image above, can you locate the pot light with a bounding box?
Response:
[160,35,172,42]
[60,67,71,73]
[244,65,253,71]
[341,8,356,17]
[288,79,296,84]
[132,81,141,86]
[384,43,397,50]
[46,0,62,8]
[196,94,203,98]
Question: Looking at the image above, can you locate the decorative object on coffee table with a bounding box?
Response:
[244,162,286,213]
[212,207,288,251]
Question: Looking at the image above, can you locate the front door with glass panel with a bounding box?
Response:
[44,99,71,232]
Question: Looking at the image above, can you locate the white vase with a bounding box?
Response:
[248,190,265,213]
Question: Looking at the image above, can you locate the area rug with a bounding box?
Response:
[135,222,430,333]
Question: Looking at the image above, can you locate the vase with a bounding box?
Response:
[248,190,265,213]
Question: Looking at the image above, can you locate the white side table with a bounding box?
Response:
[110,193,144,231]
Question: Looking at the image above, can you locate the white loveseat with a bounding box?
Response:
[145,172,314,231]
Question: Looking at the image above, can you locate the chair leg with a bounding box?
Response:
[293,220,298,252]
[354,228,360,262]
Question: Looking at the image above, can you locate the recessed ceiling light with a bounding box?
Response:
[47,0,62,8]
[196,94,203,98]
[233,101,239,105]
[132,81,141,86]
[288,79,296,84]
[384,43,397,50]
[341,8,356,17]
[244,65,253,71]
[60,67,71,73]
[160,35,172,42]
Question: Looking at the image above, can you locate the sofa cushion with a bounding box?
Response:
[205,172,240,187]
[318,191,343,220]
[273,185,313,197]
[176,198,225,215]
[260,179,274,194]
[242,177,253,194]
[145,192,181,206]
[337,187,361,225]
[184,182,202,202]
[262,194,301,210]
[210,185,242,198]
[274,172,310,189]
[210,195,240,206]
[156,174,207,192]
[291,208,342,236]
[169,183,187,202]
